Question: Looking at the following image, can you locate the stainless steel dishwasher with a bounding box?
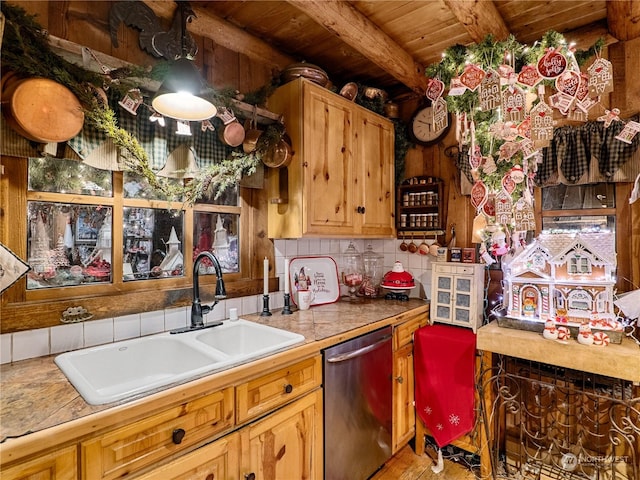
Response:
[323,326,393,480]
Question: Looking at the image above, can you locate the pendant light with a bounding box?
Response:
[151,3,217,122]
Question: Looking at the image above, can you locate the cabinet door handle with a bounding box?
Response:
[244,473,256,480]
[356,206,366,214]
[284,383,293,394]
[396,376,404,384]
[172,428,186,444]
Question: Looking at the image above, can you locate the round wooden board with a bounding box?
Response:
[2,77,84,143]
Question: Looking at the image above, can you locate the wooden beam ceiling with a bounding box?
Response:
[286,0,429,94]
[443,0,510,42]
[607,0,640,41]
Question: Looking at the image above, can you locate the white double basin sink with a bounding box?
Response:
[55,319,305,405]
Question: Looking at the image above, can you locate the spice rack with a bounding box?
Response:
[396,176,444,235]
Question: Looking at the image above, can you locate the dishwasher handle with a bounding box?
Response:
[326,335,392,363]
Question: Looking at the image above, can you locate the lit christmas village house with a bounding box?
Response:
[502,232,618,330]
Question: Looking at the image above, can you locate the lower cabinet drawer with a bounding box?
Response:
[236,355,322,424]
[1,445,77,480]
[82,388,234,480]
[134,432,240,480]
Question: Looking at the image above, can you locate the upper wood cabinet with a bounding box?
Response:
[266,78,395,238]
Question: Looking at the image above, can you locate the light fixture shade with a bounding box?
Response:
[152,58,217,121]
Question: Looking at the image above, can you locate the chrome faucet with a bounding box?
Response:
[171,251,226,333]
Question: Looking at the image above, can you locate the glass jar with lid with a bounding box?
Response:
[340,241,364,300]
[359,243,384,297]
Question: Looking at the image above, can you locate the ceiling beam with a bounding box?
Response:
[143,1,295,71]
[607,0,640,41]
[286,0,428,94]
[443,0,510,42]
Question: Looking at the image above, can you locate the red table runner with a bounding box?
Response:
[414,324,476,448]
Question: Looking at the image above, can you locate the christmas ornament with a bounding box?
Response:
[460,64,485,91]
[495,190,513,225]
[432,97,449,132]
[498,141,520,162]
[149,110,166,127]
[513,198,536,231]
[537,48,567,79]
[201,119,215,132]
[519,138,537,159]
[555,69,581,97]
[470,180,489,210]
[502,85,526,122]
[548,91,575,116]
[469,144,483,170]
[482,155,497,174]
[0,242,31,293]
[516,117,531,139]
[118,89,144,115]
[175,120,192,136]
[479,68,501,112]
[517,64,542,88]
[471,213,487,243]
[483,194,496,219]
[530,101,554,148]
[490,121,518,141]
[501,173,516,194]
[615,120,640,144]
[426,78,445,101]
[497,63,514,82]
[449,76,467,96]
[587,57,614,97]
[597,108,621,128]
[510,165,525,183]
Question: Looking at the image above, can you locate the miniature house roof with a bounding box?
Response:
[542,232,616,266]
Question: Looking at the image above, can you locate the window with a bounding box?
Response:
[1,155,261,333]
[568,255,591,275]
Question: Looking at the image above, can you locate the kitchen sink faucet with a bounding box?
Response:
[171,251,227,333]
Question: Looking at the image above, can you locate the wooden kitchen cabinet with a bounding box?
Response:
[134,432,241,480]
[82,388,235,480]
[392,311,428,454]
[0,445,77,480]
[267,78,395,238]
[239,389,323,480]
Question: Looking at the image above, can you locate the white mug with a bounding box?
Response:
[297,290,314,310]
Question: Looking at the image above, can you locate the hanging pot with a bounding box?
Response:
[242,114,263,154]
[1,76,84,143]
[217,108,245,147]
[262,134,292,169]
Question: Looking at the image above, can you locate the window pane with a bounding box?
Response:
[27,202,112,289]
[193,212,239,273]
[195,184,239,206]
[28,158,112,197]
[542,183,615,210]
[123,208,184,281]
[123,172,183,201]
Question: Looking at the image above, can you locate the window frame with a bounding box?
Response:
[1,156,265,333]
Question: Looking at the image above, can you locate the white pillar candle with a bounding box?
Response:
[263,257,269,295]
[284,258,290,294]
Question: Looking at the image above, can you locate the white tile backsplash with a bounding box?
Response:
[114,314,141,341]
[13,328,49,362]
[2,237,433,363]
[1,334,12,364]
[51,323,84,354]
[84,318,114,347]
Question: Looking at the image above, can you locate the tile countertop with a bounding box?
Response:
[477,321,640,383]
[0,298,427,444]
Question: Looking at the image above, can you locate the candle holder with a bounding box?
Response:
[282,293,293,315]
[260,294,272,316]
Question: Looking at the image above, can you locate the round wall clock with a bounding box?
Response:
[409,104,451,146]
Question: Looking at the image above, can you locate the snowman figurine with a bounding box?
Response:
[542,319,558,340]
[577,323,594,346]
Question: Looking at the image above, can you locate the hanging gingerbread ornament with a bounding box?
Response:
[519,138,537,159]
[597,108,621,128]
[517,117,531,139]
[470,180,489,210]
[530,101,554,148]
[498,141,521,162]
[449,76,467,96]
[514,198,536,231]
[517,64,542,88]
[587,57,614,97]
[495,190,513,225]
[502,173,516,194]
[502,85,526,122]
[479,68,501,112]
[432,97,449,132]
[615,121,640,144]
[537,47,567,79]
[482,155,497,175]
[426,78,445,101]
[460,63,486,92]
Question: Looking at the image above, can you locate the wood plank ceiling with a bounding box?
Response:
[148,0,638,100]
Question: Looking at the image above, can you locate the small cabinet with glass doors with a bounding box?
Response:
[430,262,485,333]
